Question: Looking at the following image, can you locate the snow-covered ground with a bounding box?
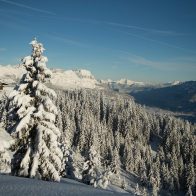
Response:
[0,174,130,196]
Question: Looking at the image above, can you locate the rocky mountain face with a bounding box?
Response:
[0,65,98,89]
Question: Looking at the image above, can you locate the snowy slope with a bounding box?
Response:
[0,174,130,196]
[0,65,98,89]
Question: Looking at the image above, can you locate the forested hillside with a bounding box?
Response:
[1,88,195,195]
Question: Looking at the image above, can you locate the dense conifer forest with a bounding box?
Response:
[1,88,195,195]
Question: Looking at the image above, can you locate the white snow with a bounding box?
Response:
[0,65,25,84]
[0,174,130,196]
[0,126,14,173]
[51,69,98,89]
[100,79,113,84]
[116,79,145,86]
[0,126,14,151]
[100,78,145,86]
[0,65,98,89]
[171,80,181,86]
[74,69,96,79]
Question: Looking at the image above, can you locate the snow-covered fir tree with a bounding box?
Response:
[0,149,10,173]
[60,138,75,178]
[142,187,148,196]
[121,177,127,190]
[82,146,102,186]
[8,39,63,181]
[134,183,142,196]
[0,135,11,173]
[0,95,9,128]
[96,169,112,189]
[53,89,196,194]
[186,186,193,196]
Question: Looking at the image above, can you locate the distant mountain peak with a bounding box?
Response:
[116,78,145,86]
[51,69,97,89]
[0,65,98,89]
[171,80,181,86]
[74,69,96,80]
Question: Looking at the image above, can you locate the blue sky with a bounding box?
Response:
[0,0,196,82]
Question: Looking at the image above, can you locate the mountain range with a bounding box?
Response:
[0,65,97,89]
[0,65,195,122]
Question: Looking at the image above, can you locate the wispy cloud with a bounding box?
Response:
[122,52,196,70]
[171,56,196,63]
[0,0,55,15]
[0,48,6,52]
[0,1,192,55]
[0,18,35,34]
[116,30,196,54]
[0,0,184,37]
[53,16,183,36]
[47,35,90,48]
[47,16,194,53]
[103,21,184,36]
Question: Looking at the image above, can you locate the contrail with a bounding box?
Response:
[47,34,90,48]
[0,0,55,15]
[116,29,196,54]
[54,16,182,36]
[0,1,192,53]
[0,0,183,37]
[103,21,182,36]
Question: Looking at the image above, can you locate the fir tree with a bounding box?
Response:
[121,177,127,190]
[0,135,12,173]
[82,146,101,186]
[134,183,142,195]
[186,186,193,196]
[8,39,63,181]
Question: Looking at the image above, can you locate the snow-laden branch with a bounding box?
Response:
[9,38,63,182]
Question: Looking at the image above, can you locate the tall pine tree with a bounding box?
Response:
[9,38,63,181]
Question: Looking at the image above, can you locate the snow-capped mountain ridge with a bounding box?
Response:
[0,65,97,89]
[75,69,96,80]
[51,68,96,80]
[167,80,181,86]
[51,69,97,89]
[100,78,145,86]
[116,78,145,86]
[0,65,184,90]
[0,65,26,84]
